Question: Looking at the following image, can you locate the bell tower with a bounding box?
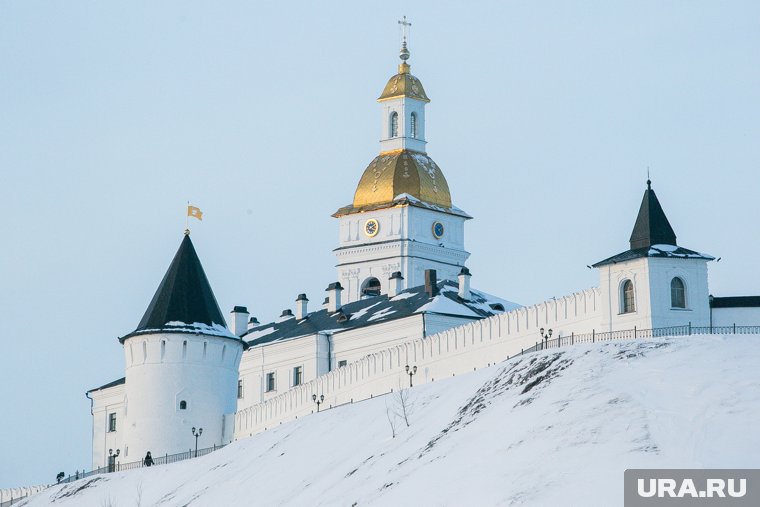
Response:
[333,19,471,303]
[378,16,428,155]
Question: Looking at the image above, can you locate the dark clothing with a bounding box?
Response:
[143,453,154,467]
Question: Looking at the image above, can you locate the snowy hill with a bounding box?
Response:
[23,335,760,506]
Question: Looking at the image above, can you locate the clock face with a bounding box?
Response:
[433,221,445,239]
[364,218,379,238]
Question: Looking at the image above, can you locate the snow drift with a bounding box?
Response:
[23,335,760,506]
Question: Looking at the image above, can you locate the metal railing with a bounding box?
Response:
[57,443,225,485]
[519,323,760,355]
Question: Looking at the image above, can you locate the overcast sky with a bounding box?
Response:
[1,0,759,488]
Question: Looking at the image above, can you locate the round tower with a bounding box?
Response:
[118,232,246,460]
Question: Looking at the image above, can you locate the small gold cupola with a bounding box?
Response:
[334,17,459,216]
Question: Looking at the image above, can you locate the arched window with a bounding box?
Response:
[361,277,381,297]
[621,280,635,314]
[179,400,187,410]
[410,112,417,138]
[390,112,399,138]
[671,277,686,308]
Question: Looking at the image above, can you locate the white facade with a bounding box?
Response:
[378,94,427,153]
[598,256,711,332]
[335,204,470,302]
[116,333,242,463]
[88,382,126,469]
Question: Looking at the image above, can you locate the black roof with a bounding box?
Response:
[593,181,713,268]
[629,180,677,250]
[243,279,518,347]
[593,244,714,268]
[120,234,240,343]
[87,377,125,393]
[710,296,760,308]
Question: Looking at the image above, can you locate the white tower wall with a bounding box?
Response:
[122,333,243,460]
[335,205,469,302]
[379,96,427,153]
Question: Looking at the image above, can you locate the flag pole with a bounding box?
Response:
[186,201,190,234]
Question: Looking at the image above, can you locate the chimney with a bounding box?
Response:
[322,297,329,310]
[295,293,309,319]
[247,316,260,330]
[325,282,343,312]
[280,309,294,319]
[230,306,249,337]
[458,267,472,301]
[388,271,404,298]
[424,269,438,298]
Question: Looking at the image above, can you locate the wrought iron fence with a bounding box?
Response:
[57,443,225,485]
[519,323,759,355]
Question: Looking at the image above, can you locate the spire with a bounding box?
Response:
[132,234,229,335]
[629,180,677,249]
[398,16,411,64]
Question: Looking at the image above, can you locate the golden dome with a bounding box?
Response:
[378,63,430,103]
[352,149,451,209]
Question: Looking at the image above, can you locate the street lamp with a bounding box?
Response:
[539,328,553,350]
[312,393,324,412]
[405,364,418,387]
[107,448,120,473]
[191,427,203,458]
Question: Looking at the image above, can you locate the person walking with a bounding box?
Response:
[143,451,154,467]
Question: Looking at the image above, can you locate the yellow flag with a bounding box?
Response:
[187,205,203,221]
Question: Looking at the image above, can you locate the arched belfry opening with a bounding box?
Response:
[361,277,382,297]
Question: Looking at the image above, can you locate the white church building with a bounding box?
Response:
[86,29,760,470]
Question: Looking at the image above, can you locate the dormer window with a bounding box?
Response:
[390,112,399,138]
[671,277,686,308]
[621,280,636,314]
[410,112,417,138]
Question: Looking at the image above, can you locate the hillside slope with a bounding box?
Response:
[24,335,760,506]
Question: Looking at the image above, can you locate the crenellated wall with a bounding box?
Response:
[234,288,603,438]
[0,485,48,504]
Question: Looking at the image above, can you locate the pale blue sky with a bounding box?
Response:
[1,1,759,487]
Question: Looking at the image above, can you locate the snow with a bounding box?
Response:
[25,335,760,506]
[138,321,236,338]
[418,295,480,317]
[366,307,397,322]
[350,301,383,321]
[648,244,714,259]
[389,291,416,301]
[244,325,276,340]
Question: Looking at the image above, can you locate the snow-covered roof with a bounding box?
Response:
[243,279,519,347]
[592,244,714,268]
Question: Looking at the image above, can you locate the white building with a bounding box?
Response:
[86,28,760,469]
[87,233,246,469]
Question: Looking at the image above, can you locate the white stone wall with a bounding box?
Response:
[122,333,243,463]
[89,383,125,469]
[233,288,604,438]
[0,485,48,504]
[712,307,760,327]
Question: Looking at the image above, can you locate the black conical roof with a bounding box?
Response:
[127,233,230,338]
[629,180,677,249]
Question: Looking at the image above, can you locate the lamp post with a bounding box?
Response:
[107,448,120,473]
[191,427,203,457]
[539,328,553,350]
[312,393,324,412]
[405,364,417,387]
